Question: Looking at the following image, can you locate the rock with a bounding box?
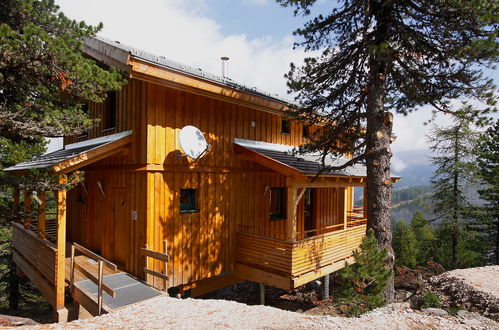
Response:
[423,308,449,316]
[457,310,475,318]
[390,302,411,310]
[0,314,39,326]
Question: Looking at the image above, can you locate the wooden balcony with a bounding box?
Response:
[235,223,366,290]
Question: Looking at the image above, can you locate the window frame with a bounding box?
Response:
[281,119,291,135]
[180,188,199,213]
[302,125,309,138]
[269,187,286,220]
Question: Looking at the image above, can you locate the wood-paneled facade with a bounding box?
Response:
[10,37,372,315]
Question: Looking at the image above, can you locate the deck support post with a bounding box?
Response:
[286,186,298,241]
[322,274,330,300]
[258,283,265,305]
[54,180,68,322]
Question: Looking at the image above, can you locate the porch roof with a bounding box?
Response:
[4,131,132,174]
[234,138,367,178]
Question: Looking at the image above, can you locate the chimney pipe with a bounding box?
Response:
[221,56,229,78]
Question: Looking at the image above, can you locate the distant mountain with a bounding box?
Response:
[391,149,436,189]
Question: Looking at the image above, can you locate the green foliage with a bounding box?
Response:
[473,119,499,264]
[392,221,418,268]
[410,211,436,265]
[428,109,485,269]
[338,229,393,316]
[414,291,442,310]
[0,0,124,308]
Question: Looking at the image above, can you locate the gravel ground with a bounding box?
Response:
[20,296,494,329]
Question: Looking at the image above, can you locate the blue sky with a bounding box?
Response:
[50,0,497,173]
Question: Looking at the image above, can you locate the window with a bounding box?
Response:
[281,119,290,134]
[302,125,309,138]
[180,189,198,213]
[102,91,117,131]
[269,188,285,220]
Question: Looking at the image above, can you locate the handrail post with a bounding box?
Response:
[144,244,149,284]
[97,261,103,315]
[70,244,75,293]
[163,240,168,291]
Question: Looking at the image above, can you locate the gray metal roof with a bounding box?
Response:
[87,36,295,106]
[4,131,132,172]
[234,139,367,177]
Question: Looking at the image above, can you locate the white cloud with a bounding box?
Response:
[391,155,407,174]
[55,0,305,98]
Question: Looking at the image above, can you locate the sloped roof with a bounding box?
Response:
[4,131,132,173]
[234,138,367,177]
[84,36,294,106]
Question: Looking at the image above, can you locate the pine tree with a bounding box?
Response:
[0,0,124,307]
[338,229,393,316]
[392,221,418,268]
[277,0,498,299]
[428,110,481,269]
[474,119,499,264]
[0,0,125,214]
[409,211,435,265]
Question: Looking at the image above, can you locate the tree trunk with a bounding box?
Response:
[366,54,395,301]
[451,129,459,268]
[8,261,19,310]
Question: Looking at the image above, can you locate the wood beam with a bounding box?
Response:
[343,188,348,231]
[233,263,291,291]
[38,192,46,239]
[286,186,298,241]
[55,181,66,313]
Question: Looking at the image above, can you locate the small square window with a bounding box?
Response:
[180,189,198,213]
[281,119,290,134]
[269,188,286,220]
[303,125,309,138]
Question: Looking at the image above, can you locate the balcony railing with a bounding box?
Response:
[236,223,367,289]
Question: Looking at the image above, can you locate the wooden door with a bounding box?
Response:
[112,188,128,267]
[304,188,314,235]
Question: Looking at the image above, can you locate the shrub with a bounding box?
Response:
[337,229,393,316]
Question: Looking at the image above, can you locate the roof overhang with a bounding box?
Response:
[234,138,400,186]
[83,37,293,115]
[4,131,132,175]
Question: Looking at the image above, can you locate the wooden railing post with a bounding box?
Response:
[144,243,149,284]
[97,261,103,315]
[23,190,31,228]
[38,192,46,239]
[70,244,75,293]
[343,187,348,230]
[286,186,298,241]
[163,240,168,291]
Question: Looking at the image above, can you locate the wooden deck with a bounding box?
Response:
[235,224,367,290]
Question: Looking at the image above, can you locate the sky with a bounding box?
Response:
[50,0,496,173]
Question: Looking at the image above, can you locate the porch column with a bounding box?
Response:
[343,187,349,230]
[286,186,298,241]
[55,180,68,321]
[23,189,31,228]
[38,192,46,239]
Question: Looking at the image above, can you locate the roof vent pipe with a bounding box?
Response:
[221,56,229,78]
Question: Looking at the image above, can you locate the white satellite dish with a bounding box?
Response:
[179,125,209,159]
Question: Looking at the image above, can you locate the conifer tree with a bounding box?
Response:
[0,0,125,216]
[392,221,418,268]
[277,0,498,299]
[474,119,499,264]
[410,211,435,265]
[428,110,480,268]
[338,229,393,316]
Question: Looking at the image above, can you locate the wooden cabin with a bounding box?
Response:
[6,36,390,320]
